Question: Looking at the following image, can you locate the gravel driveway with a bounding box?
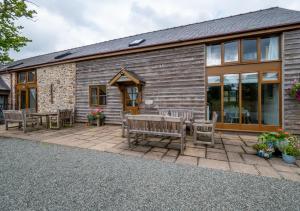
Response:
[0,137,299,210]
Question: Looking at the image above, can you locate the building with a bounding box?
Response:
[0,7,300,134]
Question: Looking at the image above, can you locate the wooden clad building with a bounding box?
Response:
[1,7,300,133]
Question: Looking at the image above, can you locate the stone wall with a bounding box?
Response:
[37,63,76,113]
[283,29,300,134]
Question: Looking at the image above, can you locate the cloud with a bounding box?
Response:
[9,0,300,60]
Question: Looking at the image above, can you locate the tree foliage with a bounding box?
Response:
[0,0,36,63]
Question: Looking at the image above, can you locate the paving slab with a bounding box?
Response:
[166,149,179,157]
[224,145,245,153]
[255,165,281,179]
[151,147,168,153]
[143,151,164,160]
[222,139,244,146]
[206,152,228,161]
[279,172,300,182]
[184,147,205,157]
[175,155,198,166]
[161,156,177,163]
[242,154,270,166]
[272,164,298,173]
[227,152,244,163]
[230,162,259,175]
[242,145,257,154]
[206,147,226,154]
[132,145,151,153]
[198,158,230,171]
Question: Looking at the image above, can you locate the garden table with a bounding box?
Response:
[31,112,57,129]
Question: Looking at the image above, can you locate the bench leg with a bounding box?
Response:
[127,132,131,148]
[122,124,125,137]
[5,121,8,130]
[180,136,184,154]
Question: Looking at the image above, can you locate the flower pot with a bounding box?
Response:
[282,153,296,164]
[257,150,272,159]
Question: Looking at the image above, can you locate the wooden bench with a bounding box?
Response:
[158,109,194,135]
[3,110,38,133]
[49,109,74,129]
[126,114,186,154]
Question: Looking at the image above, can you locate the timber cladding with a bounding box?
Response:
[76,44,205,124]
[283,29,300,134]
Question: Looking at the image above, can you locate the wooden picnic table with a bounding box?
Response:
[30,112,57,129]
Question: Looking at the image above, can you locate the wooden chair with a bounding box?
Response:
[49,109,74,129]
[159,109,194,135]
[3,110,38,133]
[121,111,131,137]
[193,112,218,146]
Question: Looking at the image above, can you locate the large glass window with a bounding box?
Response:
[223,74,239,123]
[89,85,107,106]
[261,37,279,61]
[126,86,139,107]
[206,44,221,66]
[242,39,257,61]
[208,76,220,84]
[18,72,26,84]
[241,73,258,124]
[263,72,279,81]
[207,86,221,122]
[262,83,279,125]
[224,41,238,63]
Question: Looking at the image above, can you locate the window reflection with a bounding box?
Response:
[224,41,238,62]
[262,84,279,125]
[242,39,257,61]
[206,44,221,66]
[223,74,239,123]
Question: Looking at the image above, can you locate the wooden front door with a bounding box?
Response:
[123,86,140,114]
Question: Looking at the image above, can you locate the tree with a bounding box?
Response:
[0,0,36,63]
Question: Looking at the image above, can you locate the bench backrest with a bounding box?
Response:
[3,110,25,122]
[158,109,194,122]
[126,114,183,135]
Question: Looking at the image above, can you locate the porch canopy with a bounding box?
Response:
[108,67,145,86]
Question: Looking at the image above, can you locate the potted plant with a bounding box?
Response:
[289,79,300,102]
[253,141,274,159]
[87,108,105,126]
[281,136,300,164]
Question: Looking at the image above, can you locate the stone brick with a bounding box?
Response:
[176,155,198,166]
[255,165,281,179]
[198,158,230,171]
[242,154,270,166]
[230,162,259,175]
[206,152,228,161]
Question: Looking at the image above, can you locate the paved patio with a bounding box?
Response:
[0,124,300,182]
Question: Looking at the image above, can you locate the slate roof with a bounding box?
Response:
[3,7,300,72]
[0,77,10,91]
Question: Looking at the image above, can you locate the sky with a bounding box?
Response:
[10,0,300,60]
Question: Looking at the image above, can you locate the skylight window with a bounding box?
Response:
[54,51,72,59]
[7,62,23,68]
[128,39,145,47]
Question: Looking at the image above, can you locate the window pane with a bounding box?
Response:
[224,41,238,62]
[261,37,279,61]
[28,71,35,82]
[263,72,278,81]
[224,74,239,123]
[18,72,26,83]
[207,86,221,122]
[262,84,279,125]
[99,96,106,105]
[242,39,257,61]
[242,73,258,124]
[99,86,106,95]
[208,76,220,84]
[28,88,37,112]
[90,88,98,105]
[206,44,221,66]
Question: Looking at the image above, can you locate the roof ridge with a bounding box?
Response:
[11,7,286,63]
